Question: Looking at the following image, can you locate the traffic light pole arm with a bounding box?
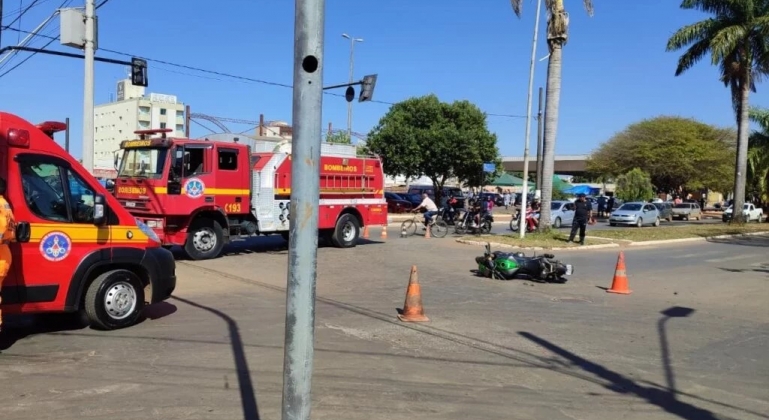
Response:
[0,46,133,66]
[322,80,363,90]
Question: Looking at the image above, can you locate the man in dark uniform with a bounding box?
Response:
[568,193,592,245]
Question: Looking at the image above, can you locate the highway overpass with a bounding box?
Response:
[502,154,589,175]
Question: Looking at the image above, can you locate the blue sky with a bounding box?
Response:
[1,0,766,160]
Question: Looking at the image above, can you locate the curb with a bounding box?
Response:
[456,239,620,251]
[624,231,769,247]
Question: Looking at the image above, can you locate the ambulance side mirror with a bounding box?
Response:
[15,221,30,243]
[93,194,106,226]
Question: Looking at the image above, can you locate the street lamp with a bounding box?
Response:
[517,0,543,238]
[342,33,363,142]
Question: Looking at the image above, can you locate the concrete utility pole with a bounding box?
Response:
[282,0,324,419]
[518,0,543,238]
[82,0,96,173]
[535,87,544,192]
[341,33,362,142]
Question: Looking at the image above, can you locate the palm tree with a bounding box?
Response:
[666,0,769,223]
[748,106,769,207]
[511,0,594,229]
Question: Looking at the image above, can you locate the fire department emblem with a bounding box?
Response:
[39,231,72,262]
[184,178,205,198]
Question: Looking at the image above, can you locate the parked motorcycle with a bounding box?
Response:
[455,211,494,235]
[474,243,572,283]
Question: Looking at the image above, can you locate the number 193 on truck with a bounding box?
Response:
[114,129,388,260]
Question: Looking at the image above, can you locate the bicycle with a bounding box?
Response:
[400,210,449,238]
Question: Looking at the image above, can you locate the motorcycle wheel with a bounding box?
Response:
[455,221,468,235]
[480,220,492,234]
[510,218,520,231]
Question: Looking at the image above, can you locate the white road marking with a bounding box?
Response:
[705,254,760,263]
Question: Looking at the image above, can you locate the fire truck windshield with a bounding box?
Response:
[118,147,169,179]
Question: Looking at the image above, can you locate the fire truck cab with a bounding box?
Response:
[114,130,388,260]
[0,112,176,331]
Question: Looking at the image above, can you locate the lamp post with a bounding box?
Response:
[517,0,543,238]
[341,33,363,142]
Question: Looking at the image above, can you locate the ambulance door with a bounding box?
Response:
[11,153,111,311]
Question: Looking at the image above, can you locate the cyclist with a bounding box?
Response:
[412,193,439,227]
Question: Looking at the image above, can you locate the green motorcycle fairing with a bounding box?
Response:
[478,256,520,277]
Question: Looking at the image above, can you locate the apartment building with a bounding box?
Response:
[93,79,185,177]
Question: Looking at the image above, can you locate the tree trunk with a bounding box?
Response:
[731,72,751,223]
[539,42,563,229]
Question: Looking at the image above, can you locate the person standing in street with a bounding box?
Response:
[567,193,592,245]
[0,178,16,332]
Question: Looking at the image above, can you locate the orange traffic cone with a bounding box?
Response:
[398,266,429,322]
[381,225,388,240]
[424,223,431,239]
[607,251,632,294]
[362,225,370,239]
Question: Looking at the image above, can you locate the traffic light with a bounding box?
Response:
[131,57,148,87]
[358,74,377,102]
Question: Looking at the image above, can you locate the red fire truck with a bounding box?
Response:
[114,129,388,260]
[0,112,176,331]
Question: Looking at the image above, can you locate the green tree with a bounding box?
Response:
[365,94,500,200]
[586,116,736,194]
[615,168,655,202]
[511,0,594,229]
[326,131,352,144]
[666,0,769,223]
[748,106,769,206]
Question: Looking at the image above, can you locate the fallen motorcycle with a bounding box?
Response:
[474,243,573,283]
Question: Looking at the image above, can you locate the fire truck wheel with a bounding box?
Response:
[184,218,225,260]
[331,214,360,248]
[84,269,145,330]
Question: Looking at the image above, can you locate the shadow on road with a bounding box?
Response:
[0,302,177,351]
[706,234,769,248]
[519,328,724,420]
[170,296,261,420]
[170,234,384,260]
[169,265,769,418]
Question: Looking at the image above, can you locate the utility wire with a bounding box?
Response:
[2,0,43,30]
[2,25,529,119]
[0,34,55,77]
[2,0,55,20]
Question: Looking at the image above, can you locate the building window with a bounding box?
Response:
[160,122,167,129]
[176,110,184,118]
[160,108,167,115]
[218,149,238,171]
[175,124,184,133]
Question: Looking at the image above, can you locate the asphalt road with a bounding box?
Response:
[1,233,767,420]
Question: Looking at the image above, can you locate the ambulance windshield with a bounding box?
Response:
[118,148,168,179]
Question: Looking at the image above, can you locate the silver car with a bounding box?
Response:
[550,200,576,228]
[609,202,661,227]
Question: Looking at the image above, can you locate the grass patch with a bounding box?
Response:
[587,223,769,242]
[460,231,608,249]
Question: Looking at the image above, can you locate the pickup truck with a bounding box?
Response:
[671,202,702,220]
[722,203,764,222]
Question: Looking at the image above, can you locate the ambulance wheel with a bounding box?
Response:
[184,218,225,260]
[84,269,145,330]
[331,214,360,248]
